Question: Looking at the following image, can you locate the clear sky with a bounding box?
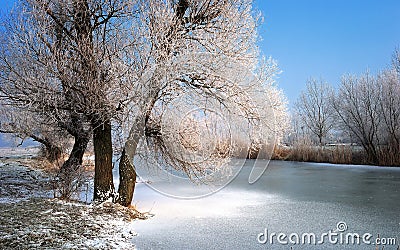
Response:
[0,0,400,105]
[1,0,399,105]
[256,0,400,107]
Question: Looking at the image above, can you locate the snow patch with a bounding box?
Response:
[0,153,147,249]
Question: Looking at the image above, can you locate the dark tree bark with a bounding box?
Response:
[117,95,158,206]
[117,148,136,207]
[57,133,89,199]
[93,119,115,202]
[117,118,142,206]
[365,142,379,165]
[59,114,90,172]
[60,135,89,173]
[54,113,90,199]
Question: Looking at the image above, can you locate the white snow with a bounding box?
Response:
[0,147,145,249]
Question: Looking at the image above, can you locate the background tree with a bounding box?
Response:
[331,72,381,164]
[375,67,400,164]
[0,103,66,162]
[295,78,334,145]
[392,48,400,75]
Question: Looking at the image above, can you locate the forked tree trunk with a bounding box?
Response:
[59,114,90,173]
[365,143,379,165]
[93,119,115,202]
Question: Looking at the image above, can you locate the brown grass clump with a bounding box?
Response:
[273,142,400,166]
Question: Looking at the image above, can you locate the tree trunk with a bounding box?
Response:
[117,115,145,207]
[93,119,115,202]
[366,144,379,165]
[58,134,89,199]
[117,148,136,207]
[60,135,89,173]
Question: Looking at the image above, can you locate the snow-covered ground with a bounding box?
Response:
[0,149,51,204]
[0,148,144,249]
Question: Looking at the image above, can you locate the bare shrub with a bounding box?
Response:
[51,165,92,202]
[271,145,291,160]
[378,146,400,166]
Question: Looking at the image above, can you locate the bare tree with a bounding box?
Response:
[392,48,400,76]
[331,72,381,164]
[295,78,334,145]
[374,66,400,165]
[0,103,66,162]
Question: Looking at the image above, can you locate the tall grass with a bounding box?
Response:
[272,139,400,166]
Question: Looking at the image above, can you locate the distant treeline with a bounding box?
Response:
[277,49,400,166]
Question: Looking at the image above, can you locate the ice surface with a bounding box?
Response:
[131,160,400,249]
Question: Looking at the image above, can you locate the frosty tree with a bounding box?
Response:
[0,103,67,162]
[115,0,289,204]
[377,69,400,156]
[0,0,137,200]
[331,72,381,164]
[295,78,334,145]
[0,0,289,205]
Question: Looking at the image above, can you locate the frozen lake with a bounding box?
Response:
[127,160,400,249]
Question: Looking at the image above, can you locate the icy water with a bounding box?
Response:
[129,160,400,249]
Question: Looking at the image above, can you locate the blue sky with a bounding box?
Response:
[256,0,400,107]
[1,0,399,106]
